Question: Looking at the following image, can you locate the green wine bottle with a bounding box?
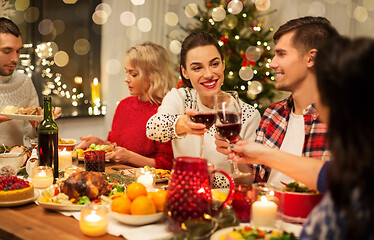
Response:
[37,96,59,181]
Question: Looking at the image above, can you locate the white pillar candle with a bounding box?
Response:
[137,171,154,190]
[58,148,72,171]
[251,196,277,228]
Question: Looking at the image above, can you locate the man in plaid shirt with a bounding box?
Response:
[253,16,339,183]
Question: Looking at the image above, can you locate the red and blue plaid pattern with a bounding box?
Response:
[253,96,331,182]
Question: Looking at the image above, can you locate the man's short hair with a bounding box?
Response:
[274,16,339,55]
[0,17,21,37]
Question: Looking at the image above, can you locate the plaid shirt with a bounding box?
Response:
[253,96,331,182]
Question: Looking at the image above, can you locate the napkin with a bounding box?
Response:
[59,211,173,240]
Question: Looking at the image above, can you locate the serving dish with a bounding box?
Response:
[0,190,39,207]
[0,152,25,169]
[35,200,84,211]
[110,210,164,225]
[58,138,78,151]
[0,113,43,121]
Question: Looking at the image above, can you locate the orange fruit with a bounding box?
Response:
[111,195,131,214]
[130,196,156,215]
[151,190,167,212]
[126,182,147,201]
[147,191,155,200]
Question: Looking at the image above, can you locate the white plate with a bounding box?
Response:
[0,190,39,207]
[36,200,84,211]
[0,113,43,121]
[110,210,164,225]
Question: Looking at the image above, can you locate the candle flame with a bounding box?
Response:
[260,195,268,202]
[85,211,102,222]
[93,77,99,86]
[38,170,47,177]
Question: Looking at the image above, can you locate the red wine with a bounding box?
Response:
[38,133,58,167]
[190,112,216,129]
[217,111,240,124]
[216,123,241,142]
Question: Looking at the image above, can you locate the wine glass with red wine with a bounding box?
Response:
[190,96,216,159]
[214,91,242,176]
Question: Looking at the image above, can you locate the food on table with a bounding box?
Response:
[73,149,85,158]
[1,105,62,118]
[0,166,16,177]
[122,166,171,181]
[58,138,76,144]
[60,171,111,200]
[2,105,16,114]
[86,143,116,154]
[111,182,166,215]
[0,144,9,153]
[0,175,34,202]
[283,181,319,194]
[217,225,297,240]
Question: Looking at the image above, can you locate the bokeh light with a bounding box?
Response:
[169,40,182,54]
[24,7,39,23]
[92,10,108,25]
[38,19,54,36]
[96,3,112,16]
[105,59,121,75]
[74,28,90,40]
[54,51,69,67]
[247,81,263,95]
[185,3,198,18]
[165,12,179,26]
[74,39,91,55]
[15,0,29,11]
[239,66,254,81]
[308,1,326,16]
[53,20,65,35]
[120,11,136,26]
[63,0,78,4]
[354,6,368,22]
[245,46,262,61]
[223,15,238,29]
[137,18,152,32]
[255,0,271,11]
[131,0,145,5]
[168,30,182,41]
[212,7,226,22]
[228,0,244,15]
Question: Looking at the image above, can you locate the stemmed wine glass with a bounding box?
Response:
[190,95,216,159]
[214,91,242,177]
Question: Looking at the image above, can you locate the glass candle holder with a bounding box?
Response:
[64,165,84,179]
[84,150,105,172]
[58,148,72,171]
[79,204,109,237]
[135,167,156,191]
[251,183,278,228]
[31,166,54,189]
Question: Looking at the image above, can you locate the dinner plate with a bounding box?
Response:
[110,210,164,225]
[0,190,39,207]
[120,169,170,183]
[36,200,84,211]
[210,225,279,240]
[1,113,43,121]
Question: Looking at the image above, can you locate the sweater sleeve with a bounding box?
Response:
[146,88,186,142]
[150,140,174,170]
[317,161,331,193]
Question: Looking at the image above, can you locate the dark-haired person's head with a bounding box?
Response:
[315,36,374,239]
[274,16,339,56]
[0,17,22,76]
[180,32,224,88]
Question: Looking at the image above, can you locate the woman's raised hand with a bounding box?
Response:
[175,109,207,136]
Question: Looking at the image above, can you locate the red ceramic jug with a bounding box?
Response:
[165,157,234,231]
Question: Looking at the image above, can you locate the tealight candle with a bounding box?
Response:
[58,148,72,171]
[251,195,278,228]
[31,166,54,189]
[80,204,108,237]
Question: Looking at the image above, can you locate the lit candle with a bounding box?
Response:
[251,196,277,228]
[137,171,154,191]
[31,166,54,189]
[80,205,109,237]
[58,148,72,171]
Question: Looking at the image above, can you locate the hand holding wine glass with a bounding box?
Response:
[214,91,242,177]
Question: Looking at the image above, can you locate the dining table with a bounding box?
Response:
[0,163,149,240]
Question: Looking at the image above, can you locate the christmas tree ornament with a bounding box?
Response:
[228,0,244,15]
[248,81,263,95]
[212,7,226,21]
[239,66,254,81]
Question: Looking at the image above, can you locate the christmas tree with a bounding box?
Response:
[180,0,277,114]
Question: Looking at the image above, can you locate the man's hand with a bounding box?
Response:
[0,115,10,124]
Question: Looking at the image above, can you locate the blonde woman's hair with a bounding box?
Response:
[126,42,176,105]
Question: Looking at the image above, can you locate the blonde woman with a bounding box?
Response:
[76,42,176,170]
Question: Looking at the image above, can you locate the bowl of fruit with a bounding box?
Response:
[110,182,166,225]
[58,138,77,151]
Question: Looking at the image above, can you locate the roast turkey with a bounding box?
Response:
[60,171,111,200]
